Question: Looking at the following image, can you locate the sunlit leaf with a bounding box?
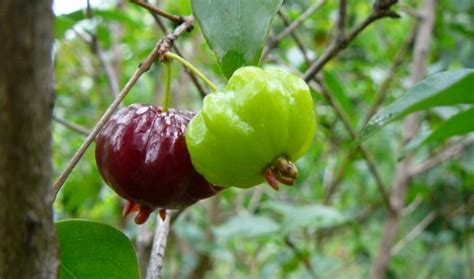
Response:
[359,69,474,142]
[191,0,283,78]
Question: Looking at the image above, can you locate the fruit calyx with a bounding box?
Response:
[264,155,299,191]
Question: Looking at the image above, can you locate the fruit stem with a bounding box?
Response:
[163,61,172,112]
[164,52,219,92]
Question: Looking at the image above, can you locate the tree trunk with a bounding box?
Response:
[0,0,58,278]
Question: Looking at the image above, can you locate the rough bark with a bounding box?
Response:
[0,0,58,278]
[369,0,435,278]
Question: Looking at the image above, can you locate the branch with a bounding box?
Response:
[148,12,208,98]
[323,21,417,204]
[391,211,437,255]
[284,237,319,279]
[312,79,393,211]
[336,0,348,39]
[85,0,120,99]
[362,22,417,124]
[53,115,91,136]
[146,213,171,279]
[370,0,435,277]
[53,18,195,199]
[130,0,185,24]
[276,9,311,65]
[263,0,326,59]
[409,136,474,177]
[303,1,399,81]
[246,187,265,214]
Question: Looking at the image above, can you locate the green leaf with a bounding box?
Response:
[56,220,140,279]
[359,69,474,142]
[265,201,346,232]
[191,0,283,78]
[401,107,474,158]
[323,71,356,123]
[213,214,280,240]
[54,10,85,38]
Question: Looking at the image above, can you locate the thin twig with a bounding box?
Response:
[85,0,120,99]
[323,21,417,204]
[146,214,171,279]
[409,136,474,177]
[303,1,399,81]
[284,236,319,279]
[149,13,208,98]
[399,2,422,19]
[370,0,435,277]
[312,78,393,211]
[53,115,91,136]
[246,187,265,214]
[362,22,417,124]
[277,9,311,65]
[53,18,195,199]
[336,0,348,39]
[130,0,185,24]
[73,28,121,100]
[93,42,121,99]
[263,0,326,58]
[391,211,437,255]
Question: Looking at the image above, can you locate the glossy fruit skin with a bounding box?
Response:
[186,66,316,188]
[95,104,221,218]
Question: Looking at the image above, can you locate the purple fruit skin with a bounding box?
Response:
[95,104,221,210]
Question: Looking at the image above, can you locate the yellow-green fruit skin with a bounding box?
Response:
[185,66,316,188]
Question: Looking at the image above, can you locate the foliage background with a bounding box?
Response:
[52,0,473,278]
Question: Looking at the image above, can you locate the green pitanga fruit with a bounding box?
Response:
[185,66,316,189]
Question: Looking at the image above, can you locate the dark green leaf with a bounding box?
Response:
[191,0,283,78]
[359,69,474,142]
[56,220,140,279]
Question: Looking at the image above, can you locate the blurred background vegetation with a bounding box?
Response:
[52,0,473,278]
